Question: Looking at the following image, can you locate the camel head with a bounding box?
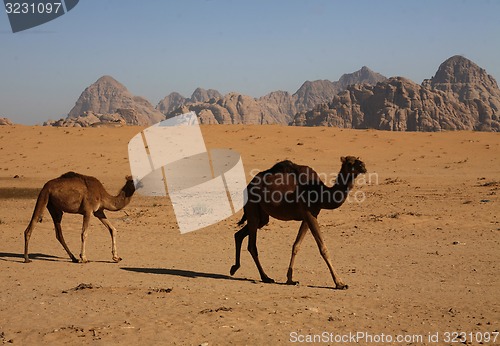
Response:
[340,156,367,177]
[122,175,136,198]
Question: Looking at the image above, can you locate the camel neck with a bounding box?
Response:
[320,173,354,210]
[102,189,132,211]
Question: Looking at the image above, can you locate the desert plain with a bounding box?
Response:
[0,125,498,345]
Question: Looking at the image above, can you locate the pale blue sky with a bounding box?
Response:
[1,0,499,124]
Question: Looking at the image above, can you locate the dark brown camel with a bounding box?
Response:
[230,156,367,289]
[24,172,135,263]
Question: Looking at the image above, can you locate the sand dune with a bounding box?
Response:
[0,125,498,345]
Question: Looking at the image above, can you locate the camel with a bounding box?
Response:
[23,172,135,263]
[230,156,367,289]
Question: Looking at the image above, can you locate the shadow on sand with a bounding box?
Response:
[0,252,63,263]
[120,267,338,289]
[120,267,258,283]
[0,252,118,264]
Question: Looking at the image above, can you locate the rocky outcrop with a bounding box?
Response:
[44,110,126,127]
[293,66,387,112]
[156,92,187,115]
[0,117,14,125]
[292,56,500,131]
[66,76,164,126]
[293,80,339,112]
[170,93,290,125]
[190,88,222,103]
[165,66,386,124]
[337,66,387,90]
[424,56,500,131]
[156,88,223,115]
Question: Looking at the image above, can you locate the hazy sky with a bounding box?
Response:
[1,0,499,125]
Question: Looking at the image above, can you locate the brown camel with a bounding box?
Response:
[24,172,135,263]
[230,156,367,289]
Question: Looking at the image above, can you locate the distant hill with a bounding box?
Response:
[46,56,499,131]
[0,117,14,125]
[156,88,222,115]
[46,76,164,127]
[164,66,387,125]
[291,56,500,131]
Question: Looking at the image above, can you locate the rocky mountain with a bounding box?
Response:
[54,76,164,126]
[292,56,500,131]
[165,66,386,124]
[46,56,499,130]
[190,88,222,103]
[0,117,13,125]
[156,92,186,115]
[172,93,289,125]
[338,66,387,90]
[293,66,387,112]
[156,88,222,115]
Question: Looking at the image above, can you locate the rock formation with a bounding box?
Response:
[291,56,500,131]
[171,93,289,125]
[165,66,386,124]
[46,56,499,130]
[65,76,164,126]
[190,88,222,103]
[154,92,186,116]
[156,88,222,115]
[0,117,14,125]
[293,66,387,112]
[44,110,129,127]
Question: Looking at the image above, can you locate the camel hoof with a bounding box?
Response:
[230,265,239,276]
[70,257,79,263]
[24,258,32,263]
[78,258,89,263]
[113,257,122,263]
[335,283,349,290]
[262,277,275,284]
[286,280,299,285]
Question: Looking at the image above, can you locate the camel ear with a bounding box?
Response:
[340,156,346,163]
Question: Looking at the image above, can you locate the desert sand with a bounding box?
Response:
[0,125,498,345]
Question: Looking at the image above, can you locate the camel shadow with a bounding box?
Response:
[0,252,63,263]
[120,267,338,289]
[120,267,257,283]
[0,252,135,264]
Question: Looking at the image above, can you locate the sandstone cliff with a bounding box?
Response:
[0,117,14,126]
[64,76,164,126]
[165,66,386,124]
[291,56,499,131]
[156,88,223,115]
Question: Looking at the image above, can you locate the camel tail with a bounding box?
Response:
[237,213,247,226]
[24,185,50,263]
[29,187,49,224]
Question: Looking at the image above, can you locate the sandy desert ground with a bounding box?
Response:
[0,125,498,345]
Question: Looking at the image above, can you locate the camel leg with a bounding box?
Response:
[230,224,249,276]
[286,221,309,285]
[47,204,79,263]
[305,212,347,289]
[24,188,48,263]
[94,210,122,262]
[247,225,274,283]
[79,213,91,263]
[23,220,37,263]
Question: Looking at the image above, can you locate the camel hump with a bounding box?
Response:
[58,172,99,185]
[266,160,300,174]
[59,171,83,179]
[264,160,321,184]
